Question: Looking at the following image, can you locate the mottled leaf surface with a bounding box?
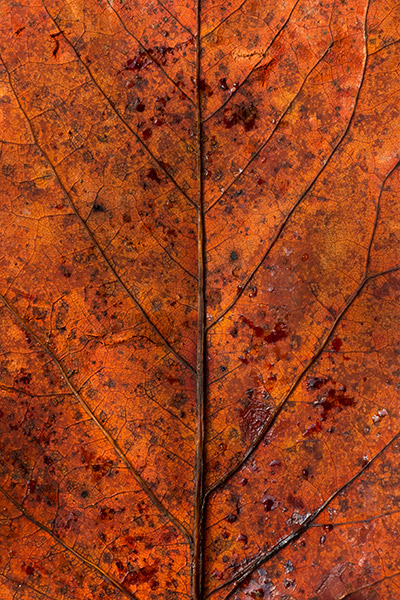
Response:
[1,0,400,599]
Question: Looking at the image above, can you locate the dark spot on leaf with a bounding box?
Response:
[225,513,238,523]
[147,168,161,184]
[331,337,343,351]
[223,102,258,131]
[14,370,32,386]
[262,493,278,512]
[307,376,329,391]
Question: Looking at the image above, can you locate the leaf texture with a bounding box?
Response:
[1,0,400,599]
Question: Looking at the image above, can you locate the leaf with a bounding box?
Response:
[0,0,400,599]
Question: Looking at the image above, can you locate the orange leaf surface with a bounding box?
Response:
[1,0,400,599]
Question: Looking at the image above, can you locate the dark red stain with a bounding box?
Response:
[142,128,152,140]
[14,370,32,386]
[125,50,152,72]
[151,116,164,126]
[287,493,305,510]
[147,168,161,184]
[239,392,270,441]
[124,562,159,585]
[136,102,145,112]
[240,315,264,337]
[80,447,114,483]
[223,102,258,131]
[257,177,265,185]
[99,506,119,520]
[219,78,229,90]
[304,386,355,436]
[116,560,125,571]
[331,337,343,351]
[264,321,288,343]
[303,420,323,436]
[199,78,214,97]
[27,479,37,494]
[314,387,355,417]
[262,493,278,512]
[306,376,329,391]
[254,58,277,85]
[26,565,36,575]
[240,315,288,344]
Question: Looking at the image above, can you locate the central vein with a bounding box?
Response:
[193,0,206,596]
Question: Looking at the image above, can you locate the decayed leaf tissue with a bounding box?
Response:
[1,0,400,598]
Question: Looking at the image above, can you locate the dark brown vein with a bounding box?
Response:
[155,0,195,37]
[0,293,193,547]
[1,58,195,375]
[204,264,399,500]
[311,508,400,528]
[0,485,138,600]
[205,40,334,214]
[1,576,67,600]
[369,38,400,56]
[105,0,195,105]
[207,399,400,597]
[137,213,198,281]
[201,0,248,41]
[192,0,207,596]
[364,159,400,276]
[338,572,400,599]
[207,14,370,330]
[41,0,198,211]
[203,0,302,123]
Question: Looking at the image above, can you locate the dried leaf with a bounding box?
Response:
[1,0,400,599]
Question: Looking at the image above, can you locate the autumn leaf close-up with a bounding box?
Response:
[1,0,400,598]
